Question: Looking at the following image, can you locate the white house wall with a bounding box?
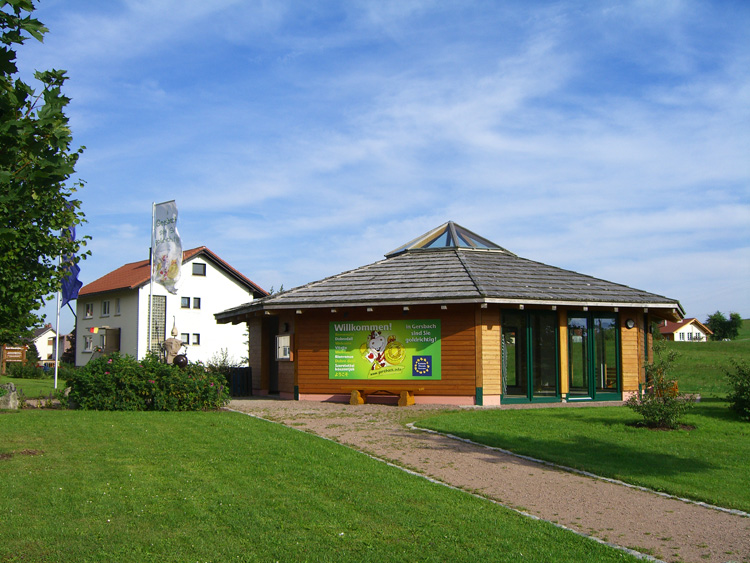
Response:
[33,329,56,362]
[136,258,254,364]
[674,324,708,342]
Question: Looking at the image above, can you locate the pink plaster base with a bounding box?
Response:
[621,391,638,401]
[298,393,481,406]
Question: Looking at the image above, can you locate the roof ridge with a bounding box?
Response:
[454,249,487,297]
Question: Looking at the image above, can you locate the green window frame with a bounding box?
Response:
[567,312,621,401]
[501,310,560,404]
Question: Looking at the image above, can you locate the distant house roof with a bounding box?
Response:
[31,325,55,340]
[216,222,684,323]
[80,246,267,298]
[659,318,713,336]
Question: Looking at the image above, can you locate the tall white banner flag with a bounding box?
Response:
[152,200,182,294]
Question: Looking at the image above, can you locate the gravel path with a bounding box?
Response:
[227,398,749,563]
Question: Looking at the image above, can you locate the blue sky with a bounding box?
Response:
[18,0,749,333]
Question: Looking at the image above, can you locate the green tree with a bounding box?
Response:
[705,311,743,341]
[0,0,88,345]
[25,340,40,365]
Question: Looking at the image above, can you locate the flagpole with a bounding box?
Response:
[54,258,62,390]
[148,202,155,355]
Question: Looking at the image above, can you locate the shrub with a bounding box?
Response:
[626,340,695,429]
[6,361,46,379]
[726,359,750,421]
[65,352,229,411]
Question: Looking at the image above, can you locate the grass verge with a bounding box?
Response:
[416,399,749,513]
[667,318,750,396]
[0,376,65,399]
[0,410,639,563]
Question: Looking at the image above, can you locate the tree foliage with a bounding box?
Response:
[704,311,742,341]
[726,360,750,421]
[0,0,88,345]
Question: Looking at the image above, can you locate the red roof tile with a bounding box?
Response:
[79,246,266,297]
[659,318,713,335]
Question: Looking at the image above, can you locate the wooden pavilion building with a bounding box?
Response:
[216,222,683,406]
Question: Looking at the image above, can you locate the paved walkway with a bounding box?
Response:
[227,398,749,563]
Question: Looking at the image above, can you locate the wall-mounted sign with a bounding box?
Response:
[329,320,441,380]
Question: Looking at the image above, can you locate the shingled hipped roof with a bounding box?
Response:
[80,246,267,297]
[216,222,683,322]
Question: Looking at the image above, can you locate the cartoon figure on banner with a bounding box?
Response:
[364,331,387,371]
[361,331,406,372]
[153,254,180,286]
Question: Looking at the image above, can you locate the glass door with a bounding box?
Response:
[502,310,559,403]
[593,315,619,397]
[502,312,527,398]
[567,315,589,398]
[567,313,620,400]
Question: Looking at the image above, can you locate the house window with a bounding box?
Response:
[84,303,94,319]
[276,335,291,361]
[48,337,54,346]
[115,298,121,315]
[83,335,93,352]
[100,334,107,349]
[180,333,190,344]
[181,297,190,308]
[192,263,206,276]
[192,333,200,345]
[101,300,110,317]
[679,333,685,341]
[193,297,201,309]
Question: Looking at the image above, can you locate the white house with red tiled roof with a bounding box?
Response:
[659,318,713,343]
[76,247,266,366]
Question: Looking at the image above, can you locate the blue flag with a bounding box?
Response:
[61,223,82,307]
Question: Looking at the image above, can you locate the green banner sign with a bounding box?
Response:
[329,320,441,380]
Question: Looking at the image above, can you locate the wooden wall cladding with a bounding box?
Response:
[295,305,477,396]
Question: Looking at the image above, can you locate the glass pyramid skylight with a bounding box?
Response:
[385,221,512,257]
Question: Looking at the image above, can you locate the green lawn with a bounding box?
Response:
[416,399,749,513]
[0,375,65,399]
[0,410,639,563]
[414,320,750,513]
[667,319,750,396]
[0,375,66,399]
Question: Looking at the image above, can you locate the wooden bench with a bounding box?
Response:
[342,387,424,407]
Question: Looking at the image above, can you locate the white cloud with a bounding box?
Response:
[24,0,750,329]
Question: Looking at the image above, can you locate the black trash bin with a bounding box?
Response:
[229,367,252,397]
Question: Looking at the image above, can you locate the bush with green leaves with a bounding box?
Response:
[6,360,45,379]
[626,340,695,429]
[65,353,229,411]
[726,359,750,421]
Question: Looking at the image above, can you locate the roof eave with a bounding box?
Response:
[216,296,684,323]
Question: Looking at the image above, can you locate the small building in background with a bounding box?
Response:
[76,247,266,366]
[28,325,69,368]
[658,318,713,343]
